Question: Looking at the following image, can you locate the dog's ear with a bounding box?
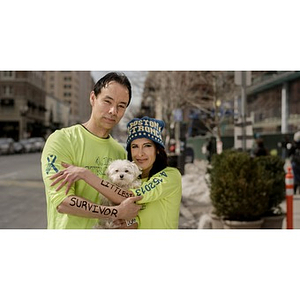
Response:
[106,160,115,177]
[131,161,142,175]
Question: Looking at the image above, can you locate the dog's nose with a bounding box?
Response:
[120,174,124,179]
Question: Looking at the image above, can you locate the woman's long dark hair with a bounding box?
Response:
[127,143,168,180]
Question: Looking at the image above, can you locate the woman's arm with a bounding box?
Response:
[50,162,134,204]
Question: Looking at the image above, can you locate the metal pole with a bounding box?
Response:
[281,82,288,134]
[241,72,247,151]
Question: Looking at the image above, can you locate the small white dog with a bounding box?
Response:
[95,159,142,229]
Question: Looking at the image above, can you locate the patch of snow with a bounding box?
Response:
[198,213,212,229]
[181,160,211,204]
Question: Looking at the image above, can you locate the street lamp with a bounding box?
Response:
[234,71,252,151]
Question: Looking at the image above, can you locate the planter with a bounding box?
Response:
[223,219,264,229]
[208,151,286,229]
[261,213,286,229]
[210,212,224,229]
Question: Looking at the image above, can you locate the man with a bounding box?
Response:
[41,72,142,229]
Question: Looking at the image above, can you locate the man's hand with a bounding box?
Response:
[50,162,86,194]
[117,196,142,220]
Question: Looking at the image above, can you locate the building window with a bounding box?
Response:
[3,86,13,96]
[1,71,15,80]
[258,113,264,122]
[0,98,14,107]
[3,71,13,77]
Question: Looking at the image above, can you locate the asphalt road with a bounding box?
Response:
[0,152,47,229]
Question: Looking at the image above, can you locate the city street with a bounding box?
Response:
[0,152,299,229]
[0,152,206,229]
[0,153,46,228]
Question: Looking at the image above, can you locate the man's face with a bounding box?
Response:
[90,81,130,131]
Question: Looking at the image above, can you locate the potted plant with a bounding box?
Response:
[255,155,286,229]
[208,150,272,229]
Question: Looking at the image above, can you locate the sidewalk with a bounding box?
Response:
[179,194,300,229]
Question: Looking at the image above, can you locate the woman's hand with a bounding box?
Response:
[50,162,86,194]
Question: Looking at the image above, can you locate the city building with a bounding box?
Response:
[44,94,70,138]
[0,71,46,140]
[0,71,95,141]
[140,71,300,136]
[45,71,94,125]
[247,71,300,134]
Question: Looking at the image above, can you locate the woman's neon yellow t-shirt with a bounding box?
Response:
[131,167,182,229]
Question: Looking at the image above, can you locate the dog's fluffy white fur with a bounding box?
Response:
[95,159,142,229]
[105,159,142,190]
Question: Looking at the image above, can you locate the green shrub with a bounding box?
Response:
[254,155,285,215]
[209,150,272,221]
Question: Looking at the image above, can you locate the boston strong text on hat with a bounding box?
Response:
[126,116,165,149]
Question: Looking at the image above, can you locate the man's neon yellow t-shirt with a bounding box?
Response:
[41,124,126,229]
[131,167,182,229]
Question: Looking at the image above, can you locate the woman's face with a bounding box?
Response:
[130,138,157,178]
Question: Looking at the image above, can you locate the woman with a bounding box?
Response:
[51,116,182,229]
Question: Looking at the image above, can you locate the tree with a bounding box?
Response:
[141,71,237,149]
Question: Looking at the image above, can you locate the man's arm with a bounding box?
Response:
[57,195,142,220]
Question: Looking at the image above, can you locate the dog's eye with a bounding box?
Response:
[125,170,129,173]
[115,169,119,173]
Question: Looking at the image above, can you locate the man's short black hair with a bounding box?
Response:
[93,72,132,106]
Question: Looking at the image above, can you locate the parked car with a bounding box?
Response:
[19,139,36,153]
[13,141,25,154]
[0,138,15,155]
[28,137,45,152]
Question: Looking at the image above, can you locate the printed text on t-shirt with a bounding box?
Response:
[135,171,167,196]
